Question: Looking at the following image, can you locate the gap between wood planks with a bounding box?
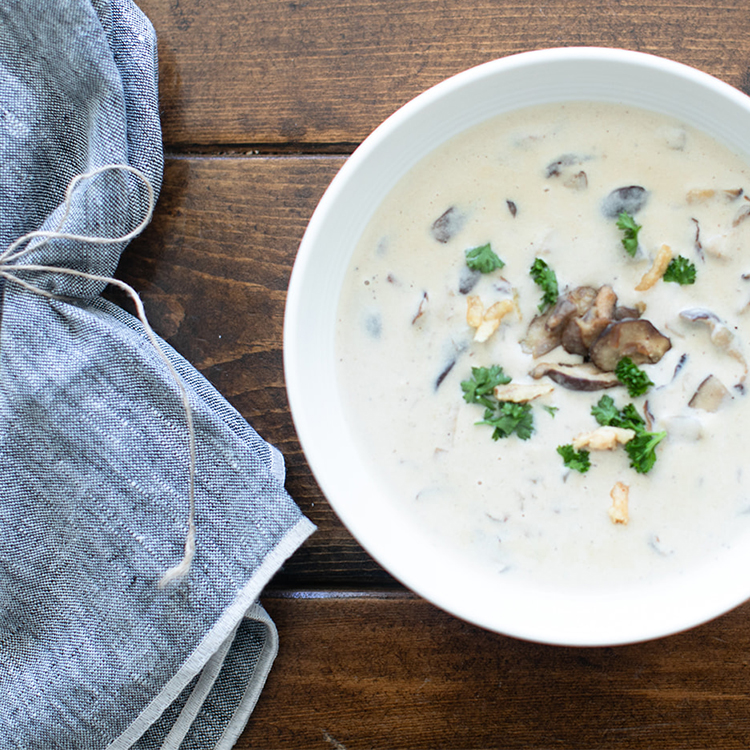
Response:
[164,143,360,157]
[262,587,415,600]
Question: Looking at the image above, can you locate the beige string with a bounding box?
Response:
[0,164,196,587]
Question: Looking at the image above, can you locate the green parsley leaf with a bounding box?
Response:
[465,243,505,274]
[542,405,559,418]
[615,356,654,397]
[529,257,559,312]
[618,403,647,432]
[461,367,538,442]
[460,365,512,408]
[557,444,591,473]
[479,401,534,441]
[591,395,663,473]
[616,211,642,257]
[590,394,621,426]
[591,395,645,432]
[663,255,697,285]
[624,429,667,474]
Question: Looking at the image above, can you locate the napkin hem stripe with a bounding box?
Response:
[212,601,279,750]
[106,515,316,750]
[158,622,238,750]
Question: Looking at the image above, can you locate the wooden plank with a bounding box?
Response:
[243,591,750,749]
[116,153,396,584]
[136,0,750,147]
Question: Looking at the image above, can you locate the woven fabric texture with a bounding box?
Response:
[0,2,314,748]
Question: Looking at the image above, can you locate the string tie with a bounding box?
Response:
[0,164,196,588]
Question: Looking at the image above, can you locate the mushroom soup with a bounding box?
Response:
[335,101,750,591]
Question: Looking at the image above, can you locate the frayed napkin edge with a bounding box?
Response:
[106,514,316,750]
[211,602,280,750]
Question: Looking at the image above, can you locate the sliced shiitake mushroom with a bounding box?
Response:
[680,308,748,384]
[430,206,466,243]
[545,297,578,331]
[545,153,588,178]
[688,374,731,412]
[561,285,617,356]
[613,303,644,321]
[588,319,672,372]
[521,286,598,358]
[679,307,722,327]
[458,267,481,294]
[520,312,562,358]
[530,362,621,391]
[601,185,649,219]
[565,285,600,317]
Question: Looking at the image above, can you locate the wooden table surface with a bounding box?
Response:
[127,2,750,747]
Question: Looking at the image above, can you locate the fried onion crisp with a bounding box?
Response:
[635,243,673,291]
[608,481,630,524]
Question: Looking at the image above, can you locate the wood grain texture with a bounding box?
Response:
[117,2,750,747]
[243,592,750,749]
[136,0,750,147]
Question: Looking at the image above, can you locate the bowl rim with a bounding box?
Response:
[284,46,750,646]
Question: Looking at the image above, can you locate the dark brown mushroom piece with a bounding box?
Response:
[691,217,705,262]
[561,285,617,356]
[562,285,599,318]
[672,352,688,380]
[545,297,578,331]
[430,206,466,243]
[530,362,621,391]
[613,302,645,321]
[521,286,599,358]
[458,267,481,294]
[688,374,731,412]
[588,319,672,372]
[601,185,649,219]
[545,153,588,178]
[612,306,638,321]
[520,311,563,358]
[434,358,456,391]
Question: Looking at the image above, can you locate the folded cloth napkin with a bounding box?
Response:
[0,2,315,748]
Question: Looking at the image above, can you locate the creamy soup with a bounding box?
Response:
[335,102,750,592]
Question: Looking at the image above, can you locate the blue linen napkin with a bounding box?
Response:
[0,2,315,748]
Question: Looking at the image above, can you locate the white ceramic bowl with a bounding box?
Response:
[284,47,750,646]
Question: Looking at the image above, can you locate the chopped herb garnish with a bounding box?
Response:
[615,356,654,397]
[618,403,647,432]
[590,393,622,427]
[591,395,645,431]
[663,255,697,285]
[542,405,559,418]
[529,257,558,311]
[616,211,642,257]
[557,444,591,473]
[480,401,534,441]
[624,429,667,474]
[591,394,664,473]
[460,365,511,408]
[465,243,505,274]
[461,366,534,440]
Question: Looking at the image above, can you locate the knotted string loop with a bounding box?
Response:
[0,164,196,587]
